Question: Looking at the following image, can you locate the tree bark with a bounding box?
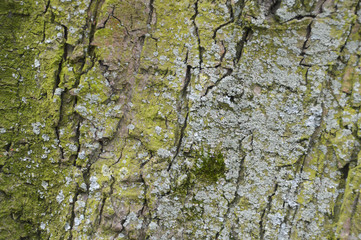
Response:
[1,0,361,239]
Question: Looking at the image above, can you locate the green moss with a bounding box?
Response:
[194,148,225,183]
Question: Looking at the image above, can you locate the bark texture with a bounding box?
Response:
[1,0,361,239]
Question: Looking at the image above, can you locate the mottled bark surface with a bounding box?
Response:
[1,0,361,239]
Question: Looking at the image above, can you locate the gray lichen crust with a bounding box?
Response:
[1,0,361,239]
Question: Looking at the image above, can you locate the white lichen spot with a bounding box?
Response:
[149,221,158,230]
[64,222,70,231]
[54,88,64,96]
[74,214,84,227]
[40,222,46,230]
[80,183,87,191]
[157,148,172,158]
[127,124,135,130]
[41,181,48,190]
[119,167,128,179]
[32,122,43,135]
[56,190,65,203]
[102,165,111,178]
[68,144,78,152]
[89,176,100,192]
[42,134,50,141]
[69,27,76,34]
[85,93,99,104]
[155,126,162,135]
[79,151,86,159]
[34,59,40,68]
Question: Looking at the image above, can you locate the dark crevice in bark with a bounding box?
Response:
[339,2,360,55]
[184,50,189,64]
[333,163,353,222]
[299,21,312,59]
[118,212,130,235]
[299,0,328,64]
[284,14,317,23]
[304,66,311,85]
[339,26,354,55]
[86,172,111,238]
[168,65,192,171]
[109,14,130,35]
[219,41,227,65]
[168,112,189,171]
[356,0,361,14]
[202,67,233,97]
[87,0,105,54]
[97,196,107,226]
[226,0,234,20]
[139,170,150,239]
[281,14,317,24]
[68,0,106,168]
[212,20,233,40]
[312,0,330,12]
[4,143,11,153]
[41,21,46,43]
[234,27,252,66]
[216,153,247,239]
[111,141,127,166]
[68,190,80,240]
[299,102,326,173]
[62,24,69,41]
[285,95,327,234]
[269,0,282,16]
[212,0,234,40]
[181,65,192,98]
[279,203,295,238]
[97,7,112,29]
[259,183,278,240]
[53,25,69,160]
[73,119,82,166]
[43,0,51,14]
[263,0,282,17]
[340,162,351,181]
[147,0,155,25]
[53,25,68,95]
[54,127,64,159]
[191,0,203,69]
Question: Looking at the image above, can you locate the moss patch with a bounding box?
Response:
[194,148,225,183]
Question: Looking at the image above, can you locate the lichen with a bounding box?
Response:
[1,0,361,239]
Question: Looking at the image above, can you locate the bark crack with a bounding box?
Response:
[234,27,252,66]
[202,67,233,97]
[168,65,192,171]
[259,183,278,240]
[191,0,203,70]
[68,190,80,240]
[216,150,247,239]
[53,25,69,161]
[212,0,234,41]
[147,0,155,25]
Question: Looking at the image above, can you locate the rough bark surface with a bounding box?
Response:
[1,0,361,239]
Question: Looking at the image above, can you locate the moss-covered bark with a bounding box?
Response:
[1,0,361,239]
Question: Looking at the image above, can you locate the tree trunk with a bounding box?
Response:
[1,0,361,239]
